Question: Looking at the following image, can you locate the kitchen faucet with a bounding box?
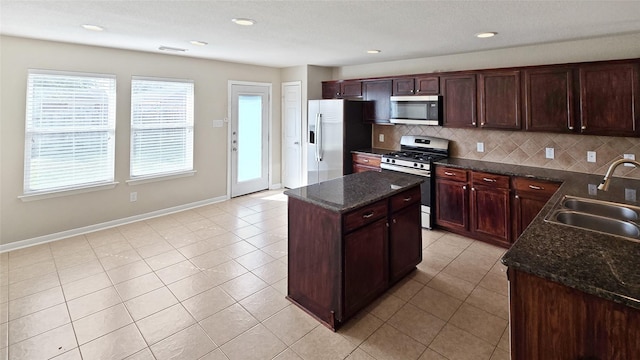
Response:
[598,158,640,191]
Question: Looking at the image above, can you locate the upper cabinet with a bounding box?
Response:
[363,80,393,124]
[441,74,477,128]
[578,62,640,136]
[322,80,363,99]
[392,75,439,95]
[478,70,521,130]
[523,67,574,132]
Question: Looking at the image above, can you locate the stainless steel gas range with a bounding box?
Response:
[381,135,450,229]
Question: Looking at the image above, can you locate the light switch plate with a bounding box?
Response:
[130,192,137,202]
[212,119,224,128]
[624,153,635,167]
[379,134,384,142]
[625,188,637,202]
[587,151,596,163]
[545,147,555,159]
[588,184,598,195]
[477,142,485,153]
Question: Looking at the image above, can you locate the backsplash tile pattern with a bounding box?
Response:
[373,125,640,179]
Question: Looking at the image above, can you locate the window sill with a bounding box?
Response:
[19,182,119,202]
[126,170,197,186]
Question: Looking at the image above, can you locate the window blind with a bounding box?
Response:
[24,70,116,194]
[130,77,194,178]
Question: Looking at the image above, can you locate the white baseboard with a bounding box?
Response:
[269,183,282,190]
[0,195,229,254]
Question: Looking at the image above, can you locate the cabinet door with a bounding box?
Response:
[441,74,477,128]
[363,80,392,124]
[513,193,549,239]
[478,70,521,130]
[392,77,415,95]
[435,178,469,231]
[344,218,388,319]
[471,185,510,246]
[341,80,363,98]
[389,202,422,282]
[578,62,640,136]
[524,67,574,132]
[322,82,340,99]
[415,76,439,95]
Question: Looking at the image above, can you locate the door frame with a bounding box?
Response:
[281,81,303,189]
[227,80,273,198]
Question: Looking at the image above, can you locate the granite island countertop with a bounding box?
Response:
[435,158,640,309]
[284,170,423,213]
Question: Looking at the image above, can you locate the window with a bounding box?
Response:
[24,70,116,194]
[130,77,194,179]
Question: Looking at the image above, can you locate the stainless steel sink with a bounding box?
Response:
[561,197,639,221]
[551,210,640,239]
[544,196,640,242]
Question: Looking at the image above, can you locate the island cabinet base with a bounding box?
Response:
[287,186,422,331]
[508,268,640,360]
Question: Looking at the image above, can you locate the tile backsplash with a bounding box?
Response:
[373,124,640,179]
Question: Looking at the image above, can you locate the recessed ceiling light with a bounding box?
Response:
[367,50,381,54]
[189,40,208,46]
[232,18,256,26]
[81,24,104,32]
[475,32,497,38]
[158,46,187,52]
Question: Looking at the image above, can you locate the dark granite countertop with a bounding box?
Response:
[351,148,396,156]
[284,170,423,213]
[434,157,640,309]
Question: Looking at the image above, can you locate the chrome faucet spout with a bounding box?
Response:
[598,158,640,191]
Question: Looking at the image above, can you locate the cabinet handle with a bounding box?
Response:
[363,159,369,163]
[393,219,397,224]
[528,185,543,190]
[362,211,374,219]
[403,196,412,202]
[581,125,587,130]
[568,126,574,130]
[481,122,486,126]
[472,187,476,191]
[515,195,520,199]
[444,171,455,176]
[483,178,497,183]
[472,122,477,126]
[410,89,414,93]
[463,185,467,190]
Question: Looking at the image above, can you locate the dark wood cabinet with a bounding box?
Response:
[287,185,422,330]
[478,70,521,130]
[512,177,561,239]
[441,74,477,128]
[508,268,640,360]
[435,167,469,232]
[578,62,640,136]
[523,67,574,132]
[363,80,392,124]
[352,153,382,173]
[470,172,511,247]
[389,187,422,282]
[392,76,439,95]
[322,80,363,99]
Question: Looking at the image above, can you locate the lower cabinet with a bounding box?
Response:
[435,166,561,247]
[287,186,422,330]
[508,269,640,359]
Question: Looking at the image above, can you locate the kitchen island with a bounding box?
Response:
[435,158,640,359]
[284,170,423,330]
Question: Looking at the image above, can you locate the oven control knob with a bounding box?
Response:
[413,163,418,167]
[420,164,424,168]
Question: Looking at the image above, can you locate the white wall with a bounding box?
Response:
[334,32,640,79]
[0,36,282,246]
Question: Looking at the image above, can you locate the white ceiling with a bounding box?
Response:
[1,1,640,68]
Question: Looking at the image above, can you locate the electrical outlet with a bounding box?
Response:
[130,192,137,202]
[587,151,596,163]
[624,153,636,167]
[379,134,384,142]
[477,142,485,153]
[625,188,637,202]
[545,147,555,159]
[588,184,598,195]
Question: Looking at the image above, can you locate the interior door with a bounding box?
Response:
[282,82,302,189]
[230,83,270,197]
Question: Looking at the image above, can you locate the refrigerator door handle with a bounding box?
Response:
[317,113,323,161]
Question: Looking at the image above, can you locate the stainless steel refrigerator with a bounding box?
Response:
[307,99,372,185]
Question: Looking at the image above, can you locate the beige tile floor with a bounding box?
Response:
[0,189,511,360]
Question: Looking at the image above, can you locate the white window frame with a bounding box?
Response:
[129,76,195,183]
[21,69,117,199]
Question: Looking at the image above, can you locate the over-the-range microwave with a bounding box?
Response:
[389,95,442,125]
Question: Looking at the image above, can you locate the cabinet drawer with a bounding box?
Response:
[390,186,421,212]
[472,171,510,189]
[513,177,560,196]
[344,200,388,233]
[435,167,468,182]
[352,153,381,168]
